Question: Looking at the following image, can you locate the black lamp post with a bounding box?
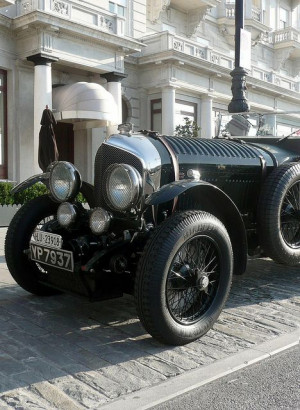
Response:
[228,0,250,113]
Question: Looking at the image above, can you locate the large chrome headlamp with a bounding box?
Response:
[49,161,81,202]
[104,164,142,211]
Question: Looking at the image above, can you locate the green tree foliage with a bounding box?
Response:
[175,117,201,138]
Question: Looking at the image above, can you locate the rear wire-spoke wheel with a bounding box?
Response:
[258,163,300,265]
[135,211,233,346]
[281,180,300,247]
[5,195,61,296]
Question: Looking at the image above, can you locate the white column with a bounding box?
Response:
[201,96,213,138]
[106,81,122,124]
[101,72,127,137]
[162,86,176,135]
[87,127,105,183]
[106,81,121,137]
[139,88,148,130]
[14,62,35,182]
[34,65,52,173]
[27,54,58,174]
[74,128,88,182]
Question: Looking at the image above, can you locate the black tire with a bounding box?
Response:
[258,162,300,265]
[135,211,233,346]
[5,195,61,296]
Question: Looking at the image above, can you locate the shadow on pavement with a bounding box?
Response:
[0,256,299,399]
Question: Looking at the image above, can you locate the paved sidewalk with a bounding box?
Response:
[0,226,299,409]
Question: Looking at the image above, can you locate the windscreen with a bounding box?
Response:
[216,112,300,139]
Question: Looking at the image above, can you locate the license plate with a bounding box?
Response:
[30,243,74,272]
[31,231,62,249]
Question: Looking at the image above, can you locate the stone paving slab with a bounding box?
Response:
[0,227,299,409]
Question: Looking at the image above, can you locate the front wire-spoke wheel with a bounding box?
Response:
[135,211,233,346]
[5,195,61,295]
[167,235,220,324]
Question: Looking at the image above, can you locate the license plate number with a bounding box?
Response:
[30,244,74,272]
[31,231,62,249]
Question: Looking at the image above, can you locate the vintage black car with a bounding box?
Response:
[5,121,300,345]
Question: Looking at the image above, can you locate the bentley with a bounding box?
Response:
[5,118,300,345]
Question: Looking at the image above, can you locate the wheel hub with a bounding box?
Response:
[165,232,222,327]
[197,274,209,290]
[194,267,209,290]
[172,265,210,291]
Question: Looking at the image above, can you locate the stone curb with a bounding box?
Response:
[100,329,300,410]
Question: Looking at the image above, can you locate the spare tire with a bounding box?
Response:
[258,162,300,265]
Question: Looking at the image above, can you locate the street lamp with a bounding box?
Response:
[228,0,250,113]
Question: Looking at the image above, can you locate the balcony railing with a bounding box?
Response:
[225,4,235,18]
[251,67,299,92]
[269,27,300,44]
[142,32,234,69]
[141,32,300,92]
[15,0,124,35]
[225,3,262,22]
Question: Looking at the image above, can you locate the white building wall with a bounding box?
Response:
[1,0,300,182]
[132,0,147,38]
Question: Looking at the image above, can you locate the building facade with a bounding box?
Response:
[1,0,300,183]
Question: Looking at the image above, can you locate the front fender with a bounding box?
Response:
[12,173,49,194]
[145,180,214,206]
[12,174,95,207]
[146,179,247,276]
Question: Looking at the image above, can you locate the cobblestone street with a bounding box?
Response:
[0,227,299,409]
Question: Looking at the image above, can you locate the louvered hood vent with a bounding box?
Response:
[164,136,260,159]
